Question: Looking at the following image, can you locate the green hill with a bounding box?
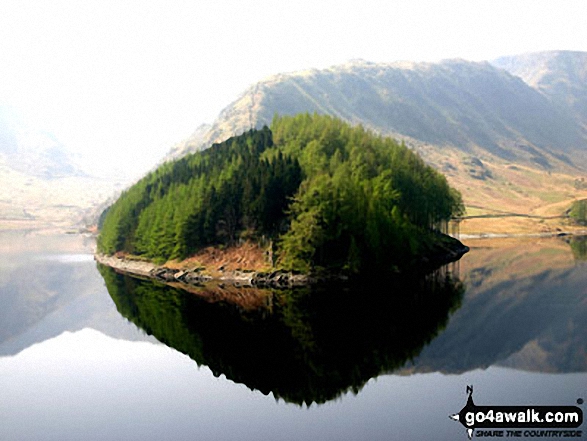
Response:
[98,114,464,274]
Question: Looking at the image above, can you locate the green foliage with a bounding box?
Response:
[569,199,587,226]
[98,114,463,272]
[98,126,301,261]
[272,114,463,272]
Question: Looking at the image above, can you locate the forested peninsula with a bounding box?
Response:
[97,114,467,281]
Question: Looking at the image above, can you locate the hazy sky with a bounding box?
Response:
[1,0,586,179]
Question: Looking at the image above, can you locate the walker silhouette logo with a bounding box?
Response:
[449,386,583,439]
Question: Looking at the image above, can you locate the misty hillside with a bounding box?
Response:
[0,106,84,180]
[492,50,587,127]
[168,53,587,171]
[0,106,124,228]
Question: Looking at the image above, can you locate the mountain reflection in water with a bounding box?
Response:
[406,235,587,374]
[98,264,464,405]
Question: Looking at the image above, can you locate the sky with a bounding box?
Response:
[1,0,586,180]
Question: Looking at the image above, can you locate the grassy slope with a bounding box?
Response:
[414,144,587,235]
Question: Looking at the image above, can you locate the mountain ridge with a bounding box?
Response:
[491,50,587,140]
[162,51,587,235]
[167,52,587,169]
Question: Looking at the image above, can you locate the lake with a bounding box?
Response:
[0,230,585,440]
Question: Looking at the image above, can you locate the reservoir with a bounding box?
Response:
[0,230,585,440]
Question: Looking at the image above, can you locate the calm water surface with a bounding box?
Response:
[0,230,585,440]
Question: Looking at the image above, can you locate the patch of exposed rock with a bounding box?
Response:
[94,253,313,289]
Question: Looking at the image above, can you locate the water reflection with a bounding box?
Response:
[3,230,585,408]
[566,235,587,261]
[97,235,587,402]
[98,264,464,405]
[1,232,585,440]
[0,230,156,356]
[407,236,587,374]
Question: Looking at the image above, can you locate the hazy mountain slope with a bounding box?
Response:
[0,106,83,180]
[0,108,18,155]
[492,51,587,128]
[169,58,585,168]
[165,122,212,161]
[0,106,125,228]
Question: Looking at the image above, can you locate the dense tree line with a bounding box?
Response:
[98,127,301,262]
[98,114,463,271]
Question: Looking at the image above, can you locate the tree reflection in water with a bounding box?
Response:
[567,236,587,261]
[98,264,464,405]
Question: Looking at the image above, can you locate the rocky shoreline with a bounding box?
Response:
[94,239,469,291]
[417,241,470,270]
[94,253,315,289]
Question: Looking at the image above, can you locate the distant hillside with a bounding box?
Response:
[0,106,124,228]
[0,106,84,180]
[168,56,586,168]
[165,52,587,234]
[492,50,587,128]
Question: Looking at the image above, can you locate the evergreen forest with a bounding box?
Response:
[98,114,464,273]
